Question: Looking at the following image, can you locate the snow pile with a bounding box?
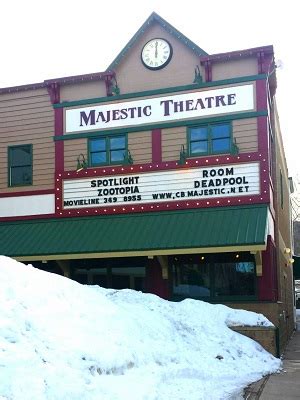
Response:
[0,256,280,400]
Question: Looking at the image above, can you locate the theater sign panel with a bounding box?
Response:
[65,84,255,133]
[62,162,260,211]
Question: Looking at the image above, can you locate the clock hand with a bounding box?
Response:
[155,41,158,58]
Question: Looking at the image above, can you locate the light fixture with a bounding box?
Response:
[289,258,295,264]
[76,154,87,172]
[179,145,187,165]
[284,248,291,254]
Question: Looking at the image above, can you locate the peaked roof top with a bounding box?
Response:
[107,12,208,71]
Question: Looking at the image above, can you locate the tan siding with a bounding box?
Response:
[64,139,87,171]
[162,127,186,162]
[60,81,107,103]
[212,58,258,81]
[0,88,54,193]
[128,131,152,164]
[232,118,258,153]
[114,22,202,94]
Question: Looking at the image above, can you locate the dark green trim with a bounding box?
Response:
[107,12,208,71]
[280,169,284,209]
[88,133,128,167]
[54,74,267,109]
[187,122,233,157]
[8,144,33,187]
[275,326,280,357]
[54,110,268,142]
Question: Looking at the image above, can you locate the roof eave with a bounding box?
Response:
[200,45,274,63]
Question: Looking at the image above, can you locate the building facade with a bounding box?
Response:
[0,13,294,350]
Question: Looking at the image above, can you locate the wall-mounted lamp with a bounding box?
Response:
[76,154,87,172]
[179,145,187,165]
[284,248,291,254]
[289,258,295,264]
[193,65,203,84]
[123,149,133,165]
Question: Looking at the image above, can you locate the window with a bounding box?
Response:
[89,135,126,166]
[71,257,147,291]
[171,252,256,301]
[188,123,231,156]
[8,145,32,187]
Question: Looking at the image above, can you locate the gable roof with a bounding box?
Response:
[107,12,208,71]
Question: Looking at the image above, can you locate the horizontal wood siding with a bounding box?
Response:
[60,81,107,103]
[162,127,186,162]
[212,58,258,81]
[64,139,87,171]
[0,89,54,193]
[233,118,258,153]
[128,131,152,164]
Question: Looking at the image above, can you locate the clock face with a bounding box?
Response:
[141,38,173,70]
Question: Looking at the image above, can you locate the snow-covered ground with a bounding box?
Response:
[0,256,281,400]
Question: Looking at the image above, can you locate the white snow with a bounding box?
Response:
[0,256,281,400]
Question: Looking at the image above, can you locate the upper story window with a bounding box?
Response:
[188,123,231,156]
[89,135,126,166]
[8,145,32,187]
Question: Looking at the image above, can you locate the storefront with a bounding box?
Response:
[0,12,294,349]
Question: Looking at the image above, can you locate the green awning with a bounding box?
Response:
[0,205,268,260]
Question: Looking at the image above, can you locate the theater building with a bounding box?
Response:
[0,13,294,350]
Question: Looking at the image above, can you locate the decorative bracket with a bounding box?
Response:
[105,73,120,96]
[46,82,60,104]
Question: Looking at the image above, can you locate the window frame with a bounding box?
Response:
[187,122,233,157]
[88,134,128,167]
[8,144,33,187]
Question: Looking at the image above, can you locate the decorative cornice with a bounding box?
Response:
[200,45,274,64]
[0,82,46,95]
[0,72,115,96]
[44,71,115,86]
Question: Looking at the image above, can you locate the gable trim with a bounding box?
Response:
[107,12,208,71]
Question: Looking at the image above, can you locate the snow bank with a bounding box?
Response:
[0,256,281,400]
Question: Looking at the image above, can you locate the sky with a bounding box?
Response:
[1,0,299,178]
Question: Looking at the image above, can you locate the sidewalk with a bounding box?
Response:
[244,310,300,399]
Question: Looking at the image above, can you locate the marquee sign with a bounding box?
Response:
[65,84,255,133]
[62,162,260,210]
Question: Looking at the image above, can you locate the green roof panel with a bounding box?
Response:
[0,205,268,258]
